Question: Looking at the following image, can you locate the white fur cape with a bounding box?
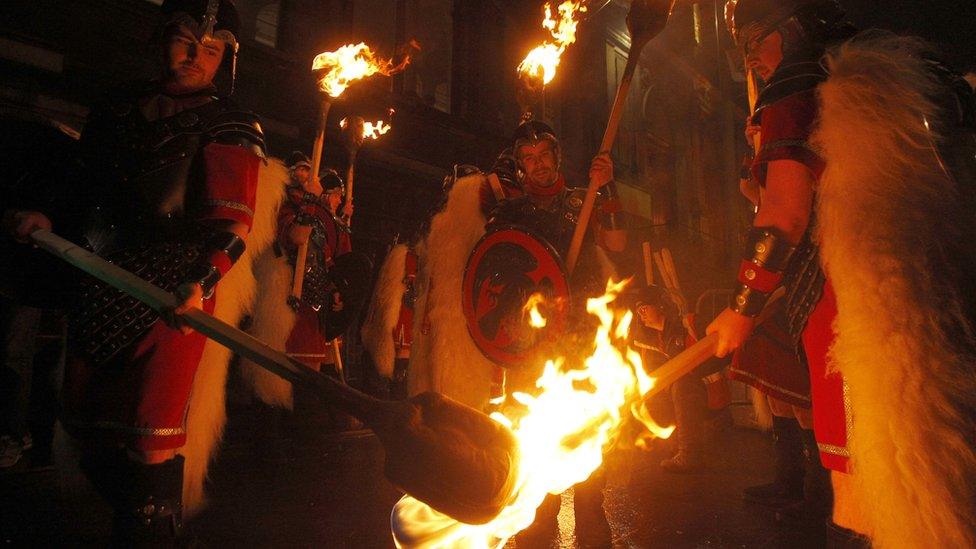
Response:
[814,34,976,548]
[404,174,497,409]
[180,158,286,516]
[237,240,299,409]
[364,174,618,410]
[360,243,409,379]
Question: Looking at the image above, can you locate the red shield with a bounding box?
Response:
[462,227,571,368]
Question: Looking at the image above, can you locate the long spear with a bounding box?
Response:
[565,0,675,273]
[30,228,518,525]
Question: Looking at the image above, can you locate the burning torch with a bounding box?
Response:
[291,44,405,304]
[565,0,676,274]
[339,111,393,228]
[516,0,586,122]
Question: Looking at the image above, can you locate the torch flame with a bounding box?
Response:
[393,279,674,548]
[517,1,587,85]
[340,117,393,140]
[312,43,402,97]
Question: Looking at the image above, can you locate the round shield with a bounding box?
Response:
[320,251,374,340]
[462,226,571,368]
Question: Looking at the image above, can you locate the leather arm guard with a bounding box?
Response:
[184,230,246,299]
[730,227,796,317]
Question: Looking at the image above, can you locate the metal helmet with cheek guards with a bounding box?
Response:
[158,0,243,94]
[511,120,561,172]
[724,0,850,60]
[319,168,346,196]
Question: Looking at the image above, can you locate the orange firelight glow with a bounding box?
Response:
[523,292,548,328]
[392,279,674,548]
[340,117,393,140]
[517,1,587,85]
[312,43,396,97]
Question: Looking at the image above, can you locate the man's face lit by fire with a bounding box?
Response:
[164,26,225,94]
[516,140,559,190]
[292,166,311,186]
[744,29,784,82]
[637,304,665,331]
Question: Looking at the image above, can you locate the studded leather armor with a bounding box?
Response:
[70,82,266,363]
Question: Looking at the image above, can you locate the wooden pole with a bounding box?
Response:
[564,52,641,274]
[291,97,333,302]
[641,241,654,286]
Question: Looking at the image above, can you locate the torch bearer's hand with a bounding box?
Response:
[163,282,204,334]
[706,307,756,358]
[745,120,761,152]
[589,153,614,188]
[5,211,52,244]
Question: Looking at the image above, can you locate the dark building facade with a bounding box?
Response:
[0,0,749,306]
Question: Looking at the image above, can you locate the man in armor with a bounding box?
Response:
[484,120,624,549]
[487,120,625,273]
[711,0,976,546]
[5,0,265,543]
[276,156,352,374]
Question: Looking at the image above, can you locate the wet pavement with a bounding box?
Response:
[1,399,826,548]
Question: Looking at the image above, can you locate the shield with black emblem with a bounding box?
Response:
[319,251,374,340]
[461,226,571,368]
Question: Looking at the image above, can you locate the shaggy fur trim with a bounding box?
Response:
[238,246,298,409]
[407,174,497,409]
[814,33,976,548]
[180,158,286,516]
[361,243,409,379]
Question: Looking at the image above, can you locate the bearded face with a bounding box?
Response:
[516,140,559,190]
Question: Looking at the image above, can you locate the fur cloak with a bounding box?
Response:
[814,34,976,548]
[405,174,497,410]
[180,158,286,516]
[360,243,409,380]
[237,241,299,409]
[364,174,618,410]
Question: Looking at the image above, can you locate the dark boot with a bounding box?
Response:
[826,521,871,548]
[743,416,804,506]
[574,468,611,548]
[660,375,707,473]
[776,429,833,525]
[111,455,186,547]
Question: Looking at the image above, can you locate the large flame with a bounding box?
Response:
[517,1,587,85]
[312,43,399,97]
[393,279,674,548]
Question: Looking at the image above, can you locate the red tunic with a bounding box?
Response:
[752,89,850,472]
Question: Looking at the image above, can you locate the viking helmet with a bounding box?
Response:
[158,0,243,94]
[286,151,312,171]
[724,0,849,56]
[319,169,345,196]
[511,120,561,169]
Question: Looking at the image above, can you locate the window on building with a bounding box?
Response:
[235,1,281,48]
[403,0,453,113]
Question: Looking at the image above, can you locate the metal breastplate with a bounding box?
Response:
[82,99,221,254]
